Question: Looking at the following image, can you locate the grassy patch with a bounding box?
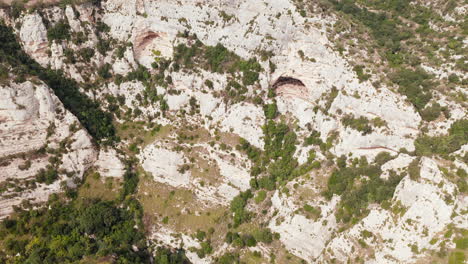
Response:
[78,171,121,201]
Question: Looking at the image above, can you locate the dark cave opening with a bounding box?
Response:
[272,76,305,89]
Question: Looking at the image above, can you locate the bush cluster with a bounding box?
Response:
[415,119,467,156]
[324,155,403,223]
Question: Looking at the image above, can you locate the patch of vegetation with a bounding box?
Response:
[47,20,71,42]
[172,33,262,102]
[390,68,434,111]
[324,155,403,224]
[0,198,150,263]
[342,114,373,135]
[342,114,387,135]
[325,0,447,112]
[35,165,59,185]
[216,252,240,264]
[415,119,467,156]
[240,120,321,194]
[304,130,324,147]
[153,247,191,264]
[79,47,95,61]
[225,228,274,248]
[263,102,278,119]
[96,37,111,55]
[9,0,25,19]
[420,102,443,122]
[407,158,421,181]
[353,65,370,82]
[448,251,466,264]
[303,204,321,219]
[254,190,267,204]
[0,152,189,263]
[230,190,253,227]
[324,86,339,111]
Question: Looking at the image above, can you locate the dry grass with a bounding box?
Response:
[77,170,122,201]
[137,175,229,244]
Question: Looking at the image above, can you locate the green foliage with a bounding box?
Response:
[0,23,116,144]
[97,63,112,79]
[10,0,25,19]
[195,241,213,258]
[204,79,214,89]
[304,130,324,147]
[216,252,240,264]
[391,68,433,111]
[172,34,262,101]
[324,86,339,111]
[263,121,298,182]
[254,190,267,204]
[331,0,411,64]
[79,47,95,61]
[263,102,278,119]
[241,120,318,193]
[374,151,395,166]
[153,247,191,264]
[415,119,467,156]
[408,158,421,180]
[96,37,111,55]
[252,228,273,244]
[449,251,466,264]
[454,237,468,250]
[95,21,110,34]
[420,103,442,121]
[126,65,151,83]
[121,170,139,199]
[195,230,206,241]
[342,114,373,135]
[329,0,440,111]
[47,20,71,42]
[303,204,321,219]
[230,190,253,227]
[35,165,58,185]
[0,199,150,263]
[324,156,403,223]
[353,65,370,82]
[205,43,235,73]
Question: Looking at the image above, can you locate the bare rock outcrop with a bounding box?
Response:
[0,80,97,218]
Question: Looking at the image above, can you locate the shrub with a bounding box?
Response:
[390,68,433,110]
[415,119,467,156]
[96,38,111,55]
[10,0,25,19]
[252,228,273,244]
[47,20,71,42]
[79,47,95,61]
[0,198,150,263]
[420,103,442,121]
[304,130,324,146]
[254,190,267,203]
[342,114,373,135]
[97,63,112,79]
[172,36,262,91]
[324,156,402,223]
[230,190,253,227]
[263,102,278,119]
[36,166,58,184]
[353,65,370,82]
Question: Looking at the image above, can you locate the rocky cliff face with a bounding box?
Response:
[0,80,96,217]
[0,0,466,263]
